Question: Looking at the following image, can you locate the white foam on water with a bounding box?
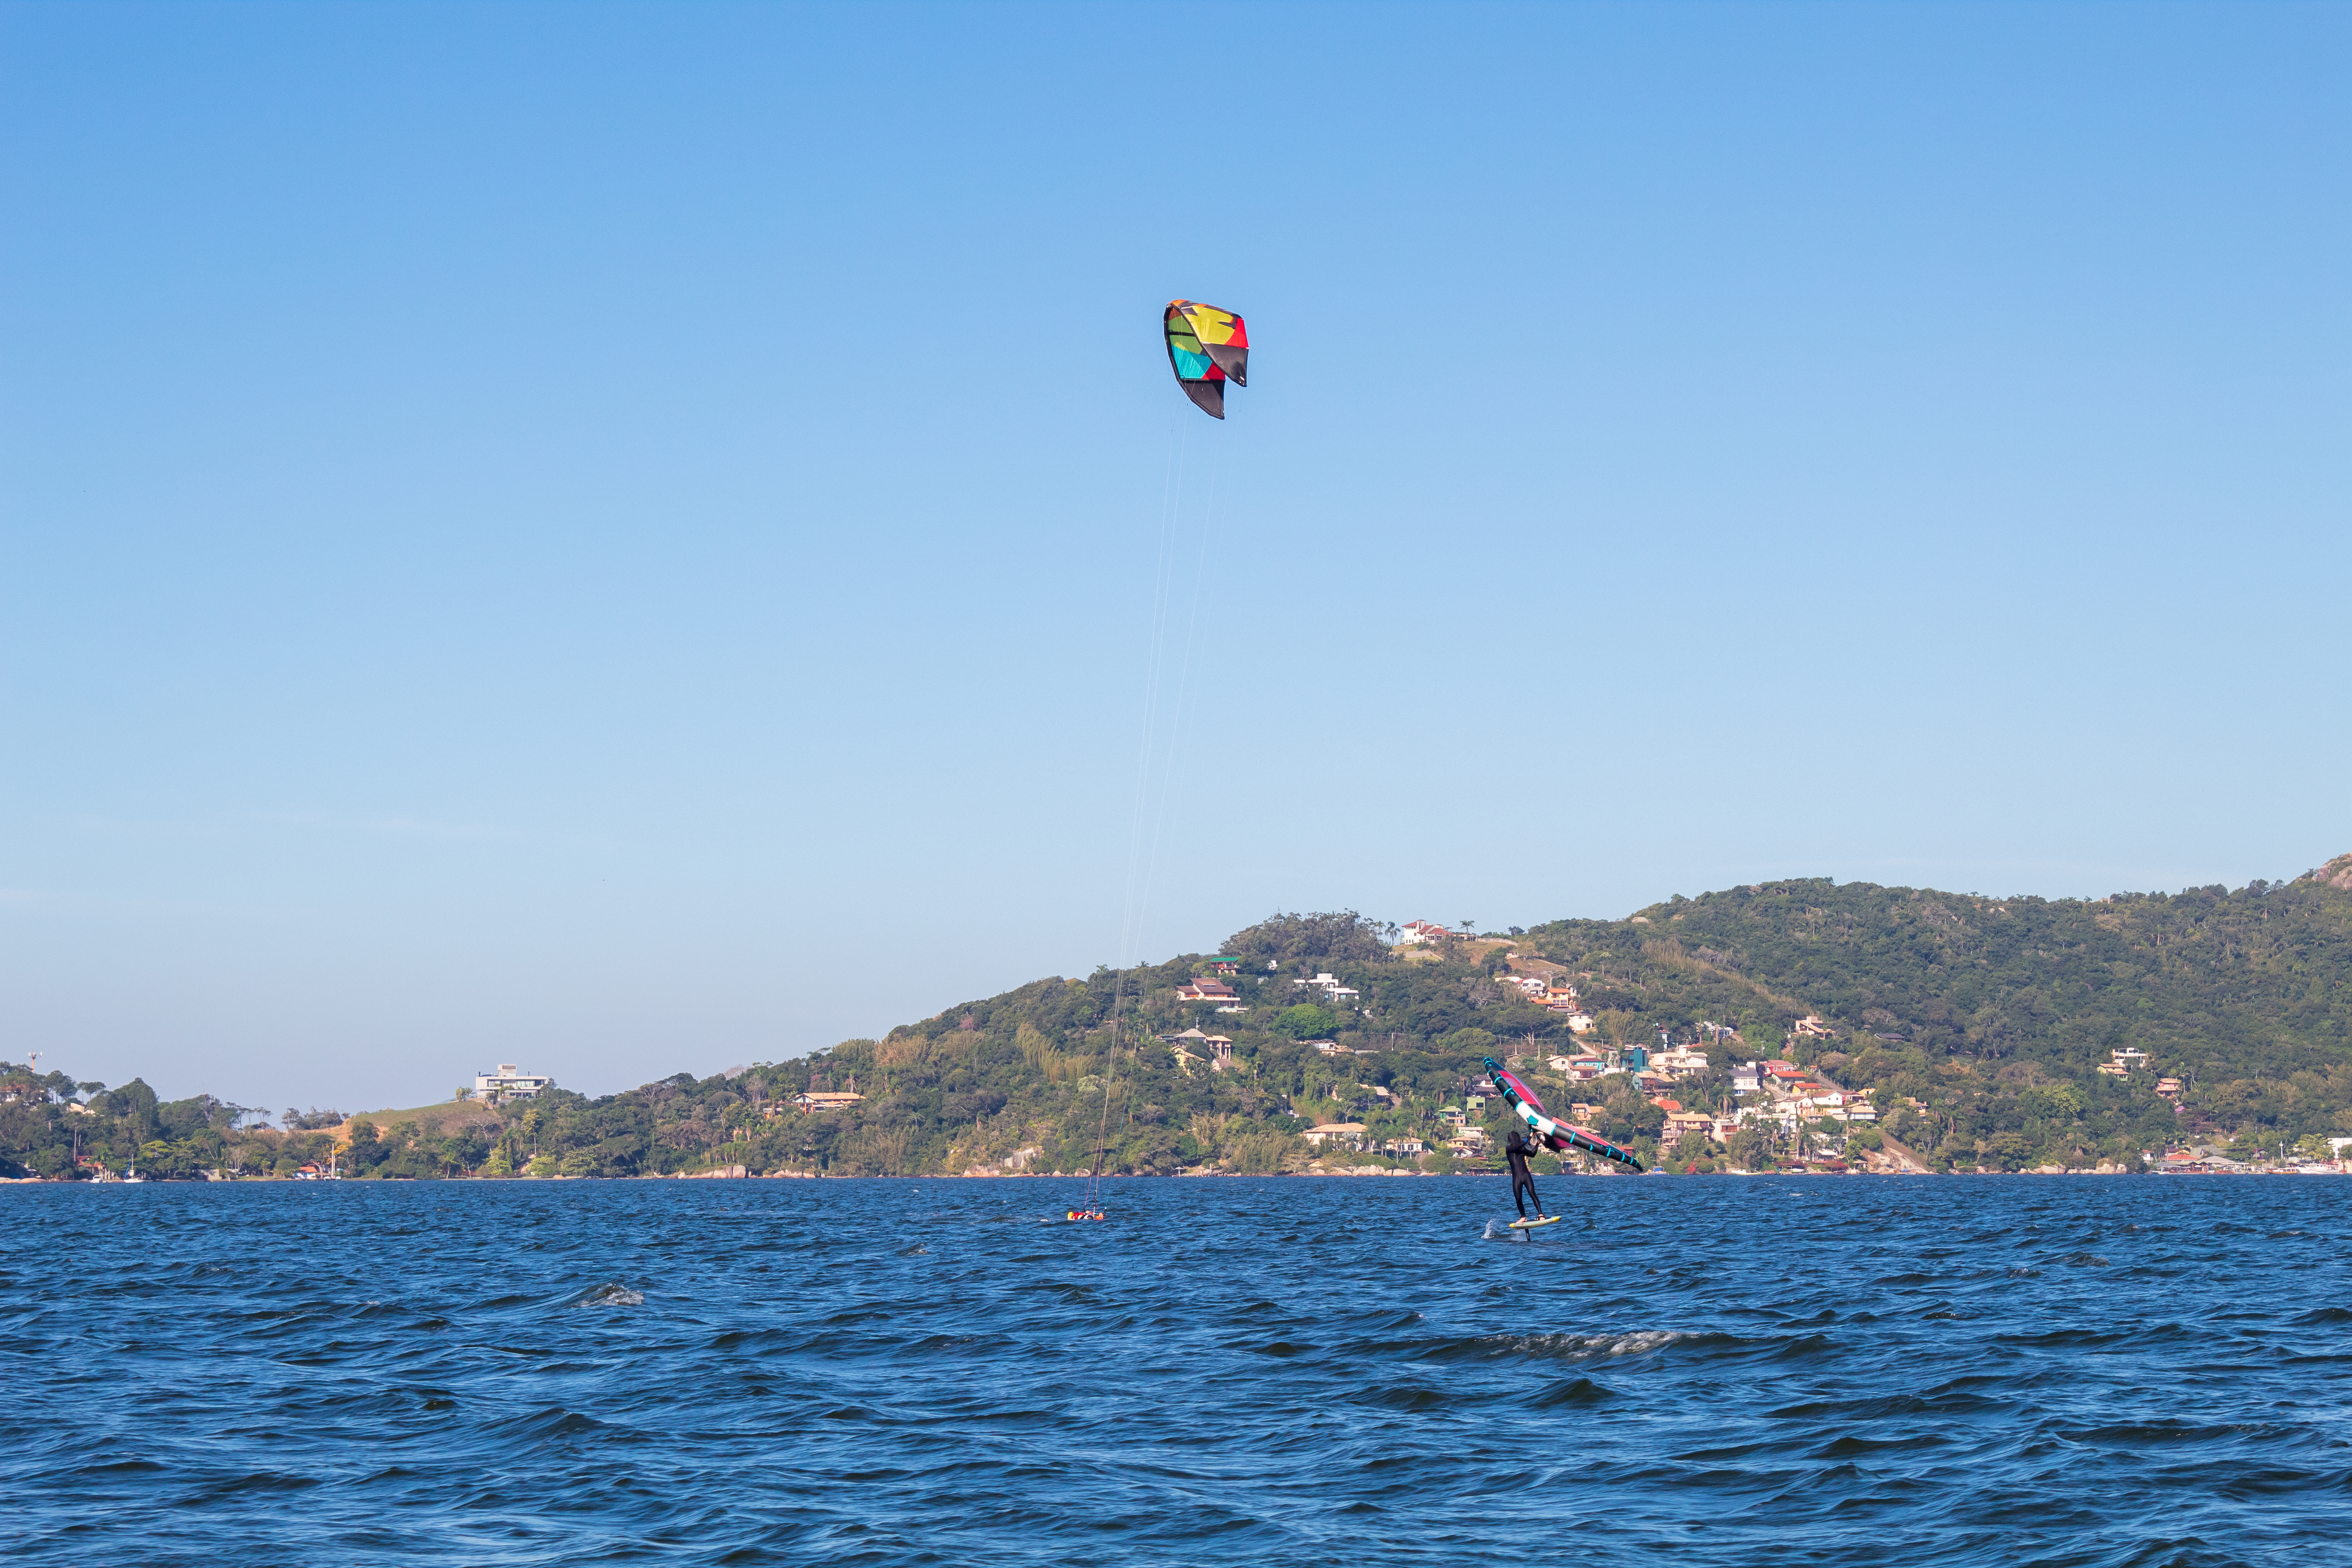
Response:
[1486,1329,1687,1360]
[575,1284,645,1308]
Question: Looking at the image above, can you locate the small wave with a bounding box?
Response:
[1530,1375,1617,1407]
[1997,1327,2134,1349]
[2217,1464,2352,1499]
[2289,1305,2352,1326]
[570,1284,645,1308]
[2056,1419,2269,1448]
[482,1407,609,1439]
[1356,1384,1450,1410]
[1455,1329,1690,1361]
[1807,1432,1940,1458]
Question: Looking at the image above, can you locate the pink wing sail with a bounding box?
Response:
[1494,1066,1551,1117]
[1482,1055,1646,1171]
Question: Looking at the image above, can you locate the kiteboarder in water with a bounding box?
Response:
[1504,1127,1545,1221]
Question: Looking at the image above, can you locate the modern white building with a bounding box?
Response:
[471,1064,554,1102]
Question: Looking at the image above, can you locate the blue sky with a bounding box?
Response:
[3,2,2345,1111]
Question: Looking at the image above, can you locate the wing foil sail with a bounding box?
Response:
[1482,1056,1646,1171]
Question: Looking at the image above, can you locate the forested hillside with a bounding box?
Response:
[8,856,2350,1180]
[1524,853,2352,1169]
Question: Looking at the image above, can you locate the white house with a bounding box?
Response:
[471,1064,554,1102]
[1399,921,1454,945]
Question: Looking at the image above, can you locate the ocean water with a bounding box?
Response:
[8,1176,2348,1567]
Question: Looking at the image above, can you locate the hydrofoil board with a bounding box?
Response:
[1509,1215,1561,1230]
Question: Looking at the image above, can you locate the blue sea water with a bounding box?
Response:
[7,1175,2349,1567]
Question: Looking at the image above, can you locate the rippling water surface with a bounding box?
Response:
[10,1176,2349,1566]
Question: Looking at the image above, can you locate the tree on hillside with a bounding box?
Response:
[1223,911,1396,966]
[1273,1004,1341,1039]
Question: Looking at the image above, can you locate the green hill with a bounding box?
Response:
[1522,853,2352,1169]
[8,858,2350,1179]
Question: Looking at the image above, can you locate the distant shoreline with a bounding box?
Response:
[15,1167,2346,1186]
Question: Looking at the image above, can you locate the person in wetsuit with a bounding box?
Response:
[1504,1127,1545,1220]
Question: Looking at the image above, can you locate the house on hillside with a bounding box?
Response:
[1202,1036,1235,1072]
[1303,1122,1367,1148]
[1176,978,1240,1005]
[1205,957,1242,976]
[1161,1028,1214,1070]
[792,1091,866,1112]
[470,1064,555,1102]
[1316,974,1361,1001]
[1399,921,1453,945]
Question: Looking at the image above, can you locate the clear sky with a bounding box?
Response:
[3,2,2346,1112]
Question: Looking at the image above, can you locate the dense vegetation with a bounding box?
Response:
[7,856,2348,1180]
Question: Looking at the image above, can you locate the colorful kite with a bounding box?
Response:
[1164,300,1249,418]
